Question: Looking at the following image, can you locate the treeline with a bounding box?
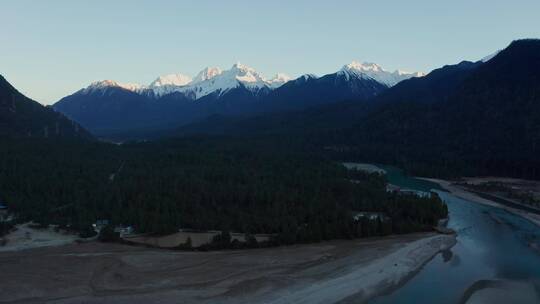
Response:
[0,137,447,244]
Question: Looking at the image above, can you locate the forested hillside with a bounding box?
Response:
[0,75,91,139]
[0,137,447,244]
[337,39,540,179]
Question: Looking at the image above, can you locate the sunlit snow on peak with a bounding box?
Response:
[193,67,223,83]
[84,80,144,94]
[339,61,423,86]
[80,60,423,99]
[150,74,192,87]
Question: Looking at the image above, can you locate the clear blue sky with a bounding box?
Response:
[1,0,539,104]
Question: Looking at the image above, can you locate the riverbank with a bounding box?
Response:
[415,178,540,304]
[0,233,455,304]
[419,178,540,227]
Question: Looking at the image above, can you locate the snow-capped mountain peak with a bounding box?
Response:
[83,80,144,94]
[344,61,384,73]
[150,74,192,87]
[228,62,266,85]
[184,63,267,99]
[89,80,120,88]
[339,61,423,87]
[77,60,420,100]
[231,62,255,72]
[148,74,193,97]
[193,67,222,83]
[180,63,292,98]
[268,73,292,88]
[80,64,291,100]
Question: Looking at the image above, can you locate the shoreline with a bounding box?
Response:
[418,177,540,227]
[0,233,455,303]
[340,234,456,304]
[255,234,456,304]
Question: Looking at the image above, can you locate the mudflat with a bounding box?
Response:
[0,233,454,304]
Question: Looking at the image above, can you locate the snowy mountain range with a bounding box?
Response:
[53,61,424,138]
[79,61,422,100]
[82,63,292,100]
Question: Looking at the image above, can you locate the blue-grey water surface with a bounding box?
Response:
[369,169,540,304]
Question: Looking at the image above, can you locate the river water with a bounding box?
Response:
[369,167,540,304]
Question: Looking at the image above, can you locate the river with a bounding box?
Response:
[369,167,540,304]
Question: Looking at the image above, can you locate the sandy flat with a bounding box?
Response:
[0,233,455,304]
[0,223,79,252]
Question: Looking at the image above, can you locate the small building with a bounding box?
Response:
[92,219,110,234]
[114,225,134,237]
[0,202,8,221]
[399,189,432,198]
[352,212,390,222]
[386,184,401,193]
[386,184,432,198]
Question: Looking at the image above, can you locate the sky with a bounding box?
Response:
[1,0,539,105]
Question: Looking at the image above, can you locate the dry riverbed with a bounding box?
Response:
[0,233,455,304]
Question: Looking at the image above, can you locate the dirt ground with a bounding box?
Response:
[0,233,454,304]
[0,223,79,252]
[125,230,270,248]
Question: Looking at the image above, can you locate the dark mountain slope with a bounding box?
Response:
[257,73,388,113]
[0,75,91,139]
[373,60,480,105]
[176,39,540,179]
[53,85,273,137]
[342,39,540,178]
[53,87,190,135]
[176,60,482,137]
[52,70,390,139]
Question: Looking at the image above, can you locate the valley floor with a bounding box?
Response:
[0,233,454,304]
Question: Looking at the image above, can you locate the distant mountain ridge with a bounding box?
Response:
[77,63,291,100]
[73,61,421,100]
[53,61,422,137]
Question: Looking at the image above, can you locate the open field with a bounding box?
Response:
[0,233,454,304]
[124,231,271,248]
